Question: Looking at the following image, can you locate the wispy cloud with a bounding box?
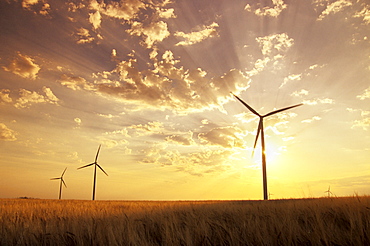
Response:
[280,73,302,88]
[291,89,309,97]
[301,116,321,124]
[58,74,95,91]
[303,98,335,105]
[174,22,219,46]
[317,0,352,21]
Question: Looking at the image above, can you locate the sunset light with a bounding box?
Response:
[0,0,369,200]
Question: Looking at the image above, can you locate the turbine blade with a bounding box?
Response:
[263,103,303,117]
[231,93,261,117]
[253,119,263,150]
[252,119,262,157]
[50,177,61,180]
[61,178,67,188]
[77,163,94,169]
[95,144,101,163]
[96,164,108,176]
[61,167,67,177]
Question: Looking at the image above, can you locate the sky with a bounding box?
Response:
[0,0,369,200]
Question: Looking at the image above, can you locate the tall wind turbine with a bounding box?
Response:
[78,144,108,200]
[50,167,67,200]
[231,92,302,200]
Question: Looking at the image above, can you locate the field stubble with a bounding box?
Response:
[0,197,369,245]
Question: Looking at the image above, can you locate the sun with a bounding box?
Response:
[252,141,280,166]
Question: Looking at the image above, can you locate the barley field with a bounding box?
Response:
[1,197,369,245]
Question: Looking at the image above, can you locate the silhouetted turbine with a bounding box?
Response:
[50,167,67,200]
[78,145,108,200]
[231,92,302,200]
[325,186,333,198]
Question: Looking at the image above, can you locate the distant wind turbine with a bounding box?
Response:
[78,145,108,200]
[325,186,333,198]
[231,92,302,200]
[50,167,67,200]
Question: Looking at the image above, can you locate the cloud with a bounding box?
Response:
[74,118,82,126]
[280,73,302,88]
[291,89,309,97]
[174,22,219,46]
[127,20,170,48]
[0,89,12,103]
[3,52,41,79]
[0,123,17,141]
[246,57,271,76]
[89,0,145,20]
[347,108,370,131]
[89,11,102,29]
[129,121,165,136]
[165,131,195,146]
[303,98,334,105]
[75,28,95,44]
[301,116,322,124]
[104,128,129,137]
[256,33,294,57]
[317,0,352,21]
[94,51,250,113]
[22,0,39,10]
[42,87,59,103]
[245,0,287,17]
[14,87,59,109]
[352,118,370,131]
[58,74,95,91]
[198,126,246,148]
[357,86,370,100]
[157,8,176,19]
[21,0,51,16]
[353,6,370,25]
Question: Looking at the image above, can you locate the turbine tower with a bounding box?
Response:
[231,92,302,200]
[50,167,67,200]
[78,145,108,200]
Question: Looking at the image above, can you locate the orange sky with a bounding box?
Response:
[0,0,369,200]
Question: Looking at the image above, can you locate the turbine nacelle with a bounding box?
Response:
[50,167,67,187]
[77,145,108,176]
[231,92,302,154]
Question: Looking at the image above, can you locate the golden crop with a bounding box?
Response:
[1,197,369,245]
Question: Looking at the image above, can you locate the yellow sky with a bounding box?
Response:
[0,0,369,200]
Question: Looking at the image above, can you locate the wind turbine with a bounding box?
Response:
[325,186,333,198]
[78,144,108,200]
[231,92,302,200]
[50,167,67,200]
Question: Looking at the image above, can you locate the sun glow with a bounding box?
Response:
[252,141,281,166]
